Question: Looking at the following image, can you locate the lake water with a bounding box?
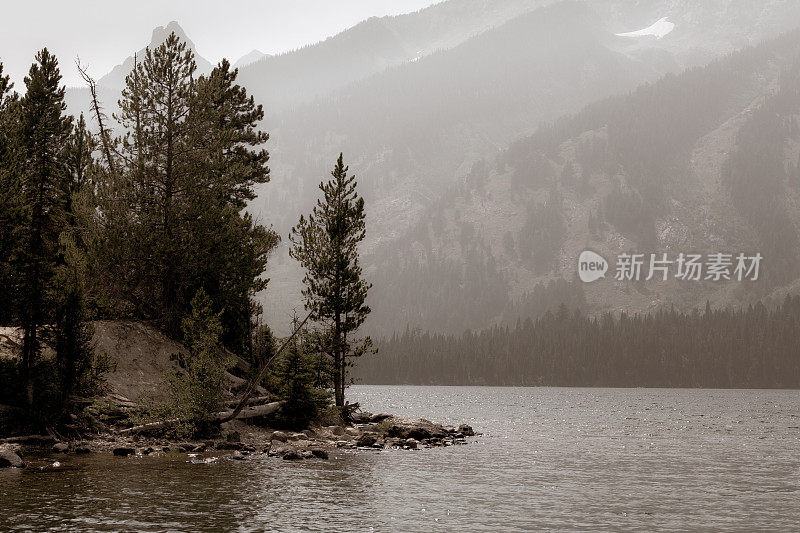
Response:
[2,386,799,531]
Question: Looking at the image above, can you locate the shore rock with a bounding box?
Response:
[311,449,329,460]
[270,431,288,443]
[52,442,69,453]
[357,433,378,447]
[457,424,475,437]
[271,445,302,461]
[383,417,448,440]
[269,445,296,458]
[0,444,25,468]
[113,447,135,457]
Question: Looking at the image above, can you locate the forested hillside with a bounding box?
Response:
[356,295,800,388]
[362,27,800,334]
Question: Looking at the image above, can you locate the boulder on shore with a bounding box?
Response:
[457,424,475,437]
[113,447,135,457]
[310,449,329,460]
[270,431,288,443]
[269,445,297,458]
[356,433,378,447]
[52,442,69,454]
[383,417,449,441]
[0,444,25,468]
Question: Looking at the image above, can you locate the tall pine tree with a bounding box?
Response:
[16,49,73,408]
[290,154,373,407]
[0,62,21,325]
[96,34,278,351]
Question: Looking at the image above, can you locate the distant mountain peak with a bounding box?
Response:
[234,49,269,70]
[98,21,213,89]
[150,21,197,50]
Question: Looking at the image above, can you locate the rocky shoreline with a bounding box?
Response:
[0,412,476,468]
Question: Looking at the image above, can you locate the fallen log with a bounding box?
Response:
[216,401,284,421]
[225,395,272,408]
[119,401,285,434]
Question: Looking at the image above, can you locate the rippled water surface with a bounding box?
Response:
[2,386,799,531]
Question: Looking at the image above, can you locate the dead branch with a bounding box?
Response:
[75,58,115,172]
[219,312,312,423]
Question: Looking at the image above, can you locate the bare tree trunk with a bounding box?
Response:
[76,60,115,172]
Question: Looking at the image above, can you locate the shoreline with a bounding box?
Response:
[0,412,476,468]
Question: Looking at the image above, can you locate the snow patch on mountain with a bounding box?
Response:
[616,17,675,40]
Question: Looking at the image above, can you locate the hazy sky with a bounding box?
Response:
[0,0,440,88]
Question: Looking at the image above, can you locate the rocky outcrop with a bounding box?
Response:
[382,417,450,440]
[0,444,25,468]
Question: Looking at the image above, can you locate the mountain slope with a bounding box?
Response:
[255,1,684,332]
[235,0,550,112]
[364,28,800,334]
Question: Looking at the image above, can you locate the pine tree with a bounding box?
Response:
[114,32,197,334]
[166,288,231,435]
[53,114,96,407]
[272,316,327,428]
[0,62,21,325]
[100,34,278,350]
[290,153,373,407]
[16,49,73,408]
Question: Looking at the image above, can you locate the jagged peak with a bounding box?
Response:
[149,21,197,51]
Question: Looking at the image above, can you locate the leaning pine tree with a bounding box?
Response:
[290,154,373,407]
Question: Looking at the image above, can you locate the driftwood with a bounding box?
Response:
[225,395,272,408]
[341,402,360,423]
[120,401,285,434]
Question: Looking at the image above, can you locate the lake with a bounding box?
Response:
[2,386,799,531]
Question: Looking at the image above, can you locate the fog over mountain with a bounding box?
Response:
[62,0,800,334]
